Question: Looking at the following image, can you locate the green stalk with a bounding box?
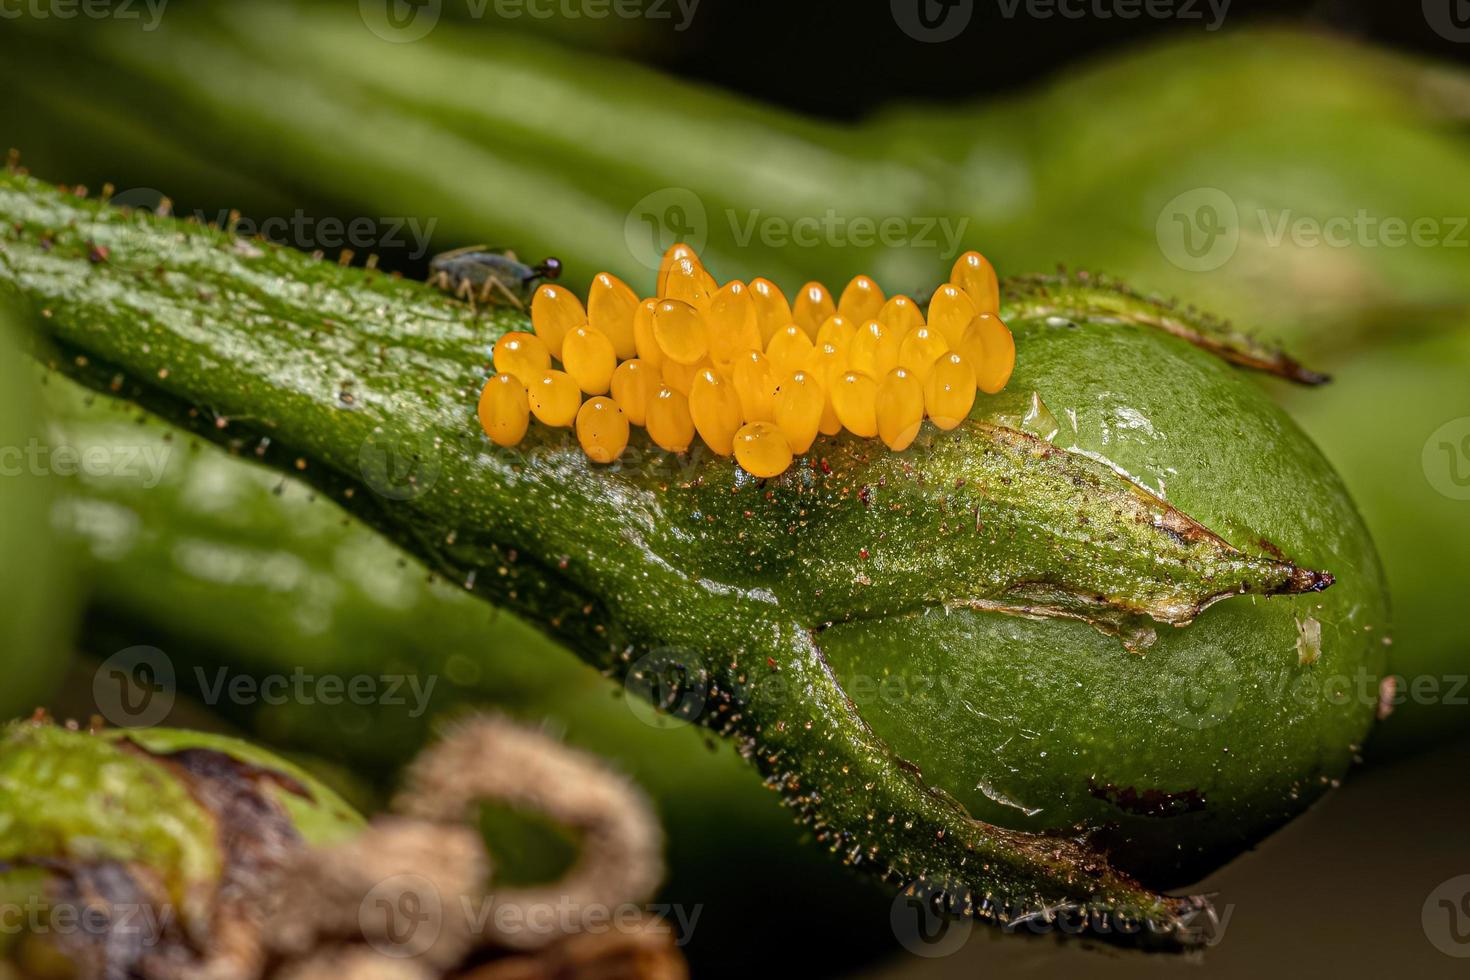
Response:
[0,172,1385,946]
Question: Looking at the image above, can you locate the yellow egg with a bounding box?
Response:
[707,280,763,373]
[733,422,794,478]
[959,313,1017,394]
[663,254,716,311]
[765,323,815,376]
[657,243,698,295]
[561,326,617,395]
[689,367,744,456]
[951,250,1000,314]
[814,314,857,350]
[526,369,582,427]
[610,358,655,426]
[586,272,640,359]
[896,324,949,382]
[653,298,709,365]
[791,281,836,339]
[660,356,701,396]
[876,367,924,451]
[927,284,978,349]
[831,370,879,438]
[772,370,823,455]
[632,298,663,368]
[837,274,885,325]
[923,352,977,430]
[847,319,901,379]
[646,385,695,453]
[477,373,529,447]
[529,283,585,360]
[491,331,550,385]
[732,349,778,422]
[749,277,792,345]
[575,396,629,464]
[877,294,925,335]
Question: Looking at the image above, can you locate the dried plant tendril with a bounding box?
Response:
[471,247,1012,474]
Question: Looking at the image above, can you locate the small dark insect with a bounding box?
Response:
[428,246,562,311]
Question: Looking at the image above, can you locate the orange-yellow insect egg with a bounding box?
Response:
[707,280,763,373]
[660,356,701,396]
[877,294,925,335]
[959,313,1017,394]
[837,274,885,325]
[772,370,823,455]
[610,358,655,426]
[814,314,856,350]
[656,242,700,296]
[526,369,582,428]
[529,283,585,361]
[732,349,778,422]
[561,326,617,395]
[846,319,901,379]
[586,272,640,359]
[876,367,924,451]
[663,255,716,311]
[765,323,815,376]
[575,396,629,464]
[477,373,530,448]
[646,385,695,453]
[923,351,977,430]
[896,324,949,382]
[733,421,794,479]
[748,277,792,346]
[652,299,709,366]
[689,368,744,456]
[632,298,663,368]
[803,342,847,436]
[927,284,978,349]
[951,250,1000,314]
[491,331,550,385]
[831,370,879,438]
[791,282,836,339]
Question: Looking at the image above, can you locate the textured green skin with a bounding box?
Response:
[825,319,1387,884]
[41,374,895,975]
[3,7,1460,745]
[0,721,362,938]
[0,312,74,718]
[0,175,1385,944]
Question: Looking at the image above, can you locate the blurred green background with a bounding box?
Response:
[2,1,1468,976]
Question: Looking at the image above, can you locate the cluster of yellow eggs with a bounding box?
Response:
[477,245,1015,478]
